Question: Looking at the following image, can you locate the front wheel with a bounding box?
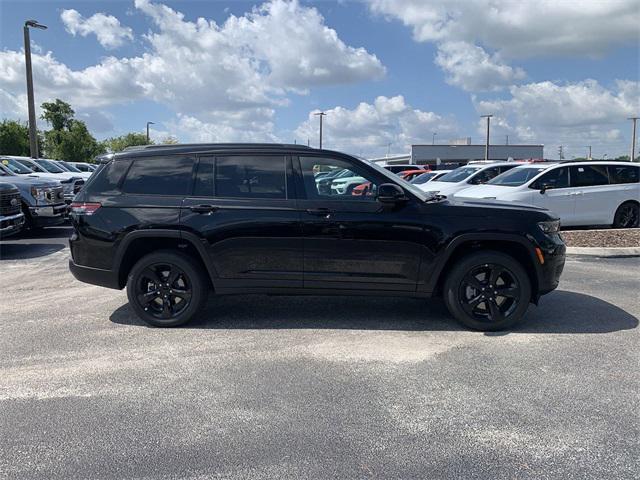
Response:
[126,250,209,327]
[443,251,532,331]
[613,201,639,228]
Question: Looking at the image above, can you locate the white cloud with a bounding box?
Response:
[294,95,457,157]
[1,0,385,142]
[473,79,640,157]
[435,42,526,92]
[368,0,638,94]
[368,0,640,58]
[61,9,133,49]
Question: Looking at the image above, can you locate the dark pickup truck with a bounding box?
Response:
[0,182,25,238]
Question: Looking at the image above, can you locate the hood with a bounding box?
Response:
[19,172,71,183]
[0,174,60,188]
[417,180,469,196]
[0,182,19,193]
[448,197,551,214]
[452,184,517,199]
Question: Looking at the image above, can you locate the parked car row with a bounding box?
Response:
[0,155,96,235]
[413,161,639,228]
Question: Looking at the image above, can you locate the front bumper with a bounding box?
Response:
[537,242,566,295]
[69,259,121,290]
[0,212,25,238]
[29,203,68,227]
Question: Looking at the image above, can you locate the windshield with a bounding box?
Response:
[2,158,35,174]
[36,159,66,173]
[60,161,82,173]
[411,172,437,184]
[0,164,16,176]
[437,166,481,183]
[489,167,549,186]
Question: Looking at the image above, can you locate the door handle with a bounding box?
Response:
[306,208,332,217]
[189,204,219,214]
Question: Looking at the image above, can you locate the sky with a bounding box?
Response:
[0,0,638,159]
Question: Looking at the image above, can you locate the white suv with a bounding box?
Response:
[416,162,520,197]
[454,161,639,228]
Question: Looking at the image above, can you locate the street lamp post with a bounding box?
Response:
[586,145,592,160]
[146,121,155,143]
[629,117,638,162]
[480,114,493,162]
[432,132,437,145]
[314,112,326,149]
[23,19,47,159]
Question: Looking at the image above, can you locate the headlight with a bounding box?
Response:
[30,186,46,201]
[538,220,560,234]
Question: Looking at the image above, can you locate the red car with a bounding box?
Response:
[353,168,430,196]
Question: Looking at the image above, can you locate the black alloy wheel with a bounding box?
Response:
[459,263,520,324]
[613,202,639,228]
[443,251,531,331]
[126,250,209,327]
[135,263,192,320]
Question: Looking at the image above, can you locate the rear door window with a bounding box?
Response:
[215,156,286,199]
[570,165,609,187]
[607,165,639,184]
[122,156,195,196]
[84,159,130,194]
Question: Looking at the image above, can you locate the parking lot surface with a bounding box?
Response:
[1,227,639,479]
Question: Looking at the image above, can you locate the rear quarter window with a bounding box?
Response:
[83,159,130,194]
[608,165,639,184]
[122,156,195,196]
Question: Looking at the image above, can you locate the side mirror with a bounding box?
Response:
[376,183,407,204]
[539,182,551,194]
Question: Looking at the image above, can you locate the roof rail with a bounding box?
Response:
[122,142,312,152]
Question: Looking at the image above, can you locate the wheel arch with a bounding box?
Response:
[114,230,217,289]
[428,234,542,302]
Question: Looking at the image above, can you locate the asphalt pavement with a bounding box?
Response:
[1,228,638,479]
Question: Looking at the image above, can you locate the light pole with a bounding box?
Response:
[586,145,592,160]
[432,132,437,145]
[629,117,638,162]
[480,114,493,162]
[314,112,326,149]
[24,19,47,159]
[146,121,154,143]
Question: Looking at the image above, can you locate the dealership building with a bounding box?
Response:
[372,142,544,168]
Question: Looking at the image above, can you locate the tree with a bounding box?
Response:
[40,99,104,161]
[160,136,179,145]
[40,99,75,131]
[614,155,630,161]
[102,132,152,153]
[44,120,105,162]
[0,119,44,156]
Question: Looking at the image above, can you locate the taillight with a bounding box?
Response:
[70,202,101,215]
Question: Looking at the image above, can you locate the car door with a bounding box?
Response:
[569,165,613,225]
[529,166,576,223]
[294,155,423,291]
[181,154,303,290]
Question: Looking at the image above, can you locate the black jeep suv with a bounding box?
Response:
[69,144,565,330]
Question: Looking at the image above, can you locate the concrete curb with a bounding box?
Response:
[566,246,640,257]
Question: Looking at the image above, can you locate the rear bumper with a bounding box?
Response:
[69,259,121,290]
[0,212,25,238]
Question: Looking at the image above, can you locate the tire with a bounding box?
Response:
[443,250,532,331]
[613,201,639,229]
[126,250,209,327]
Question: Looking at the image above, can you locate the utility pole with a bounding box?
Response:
[314,112,326,149]
[23,19,47,159]
[432,132,437,145]
[505,135,509,145]
[629,117,638,162]
[558,145,564,160]
[480,114,493,161]
[586,145,592,160]
[146,121,154,143]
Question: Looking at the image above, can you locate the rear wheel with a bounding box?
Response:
[126,250,209,327]
[443,251,531,331]
[613,201,639,228]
